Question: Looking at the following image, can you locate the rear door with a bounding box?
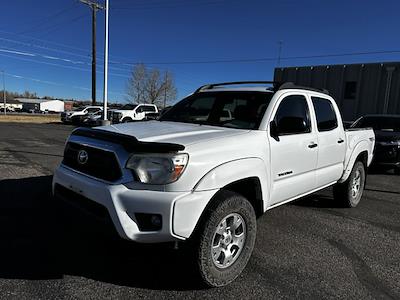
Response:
[269,93,318,205]
[311,96,346,186]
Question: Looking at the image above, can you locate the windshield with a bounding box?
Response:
[159,91,273,129]
[120,104,138,110]
[353,116,400,131]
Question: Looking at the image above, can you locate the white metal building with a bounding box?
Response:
[16,98,65,112]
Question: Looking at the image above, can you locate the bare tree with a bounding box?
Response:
[126,64,147,104]
[126,64,177,107]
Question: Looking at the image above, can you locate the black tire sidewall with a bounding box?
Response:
[195,191,257,287]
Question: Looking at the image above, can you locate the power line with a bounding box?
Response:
[4,71,128,98]
[0,45,137,74]
[17,2,78,34]
[0,29,92,55]
[109,50,400,66]
[112,0,227,10]
[0,52,129,79]
[37,13,88,39]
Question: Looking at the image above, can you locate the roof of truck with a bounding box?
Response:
[195,81,329,95]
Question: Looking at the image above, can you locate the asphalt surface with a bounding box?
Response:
[0,122,399,299]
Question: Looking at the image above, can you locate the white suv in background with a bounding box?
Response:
[111,104,158,123]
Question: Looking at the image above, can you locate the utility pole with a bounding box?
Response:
[102,0,110,124]
[163,71,167,108]
[277,40,283,67]
[2,71,5,115]
[79,0,104,106]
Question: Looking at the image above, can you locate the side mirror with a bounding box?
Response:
[269,120,280,142]
[277,117,308,135]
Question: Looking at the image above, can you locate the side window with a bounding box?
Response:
[136,106,144,113]
[274,95,311,135]
[312,97,338,131]
[87,108,100,113]
[143,105,156,112]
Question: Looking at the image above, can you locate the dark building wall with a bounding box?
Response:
[274,62,400,121]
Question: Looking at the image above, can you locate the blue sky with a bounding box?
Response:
[0,0,399,103]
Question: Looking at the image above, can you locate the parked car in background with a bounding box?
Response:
[110,104,158,123]
[82,109,115,127]
[351,114,400,174]
[61,106,102,124]
[54,81,375,287]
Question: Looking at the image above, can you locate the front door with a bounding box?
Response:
[269,93,318,205]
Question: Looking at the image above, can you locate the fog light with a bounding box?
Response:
[151,215,162,227]
[134,213,162,231]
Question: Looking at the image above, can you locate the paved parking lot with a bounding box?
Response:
[0,122,399,299]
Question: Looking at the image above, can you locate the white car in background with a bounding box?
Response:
[110,104,158,123]
[61,106,103,123]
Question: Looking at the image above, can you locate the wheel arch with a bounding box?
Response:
[184,176,264,240]
[340,143,369,183]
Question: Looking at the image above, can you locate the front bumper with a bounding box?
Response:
[53,165,216,243]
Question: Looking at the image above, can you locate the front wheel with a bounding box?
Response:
[333,161,366,207]
[122,117,132,123]
[192,191,256,287]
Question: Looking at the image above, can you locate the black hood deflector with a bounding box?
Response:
[71,127,185,153]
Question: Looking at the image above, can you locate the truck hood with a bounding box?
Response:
[97,121,250,147]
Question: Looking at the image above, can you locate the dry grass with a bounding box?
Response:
[0,114,61,123]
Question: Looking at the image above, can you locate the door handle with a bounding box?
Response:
[338,139,344,144]
[308,143,318,148]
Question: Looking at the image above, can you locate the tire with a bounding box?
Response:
[333,161,366,208]
[122,117,132,123]
[192,190,256,287]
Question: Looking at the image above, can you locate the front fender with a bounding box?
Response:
[173,158,269,239]
[193,157,269,200]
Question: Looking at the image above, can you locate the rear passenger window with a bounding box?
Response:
[312,97,338,131]
[274,95,311,135]
[143,106,156,112]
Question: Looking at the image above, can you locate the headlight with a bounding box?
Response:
[126,153,189,184]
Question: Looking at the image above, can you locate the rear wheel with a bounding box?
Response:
[333,161,366,207]
[192,191,256,287]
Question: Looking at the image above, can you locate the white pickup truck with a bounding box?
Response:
[110,103,158,123]
[53,81,375,287]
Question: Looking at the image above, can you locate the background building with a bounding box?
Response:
[16,98,65,113]
[274,62,400,121]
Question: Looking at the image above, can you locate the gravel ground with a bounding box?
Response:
[0,122,399,299]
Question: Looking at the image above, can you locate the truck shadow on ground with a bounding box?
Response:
[0,175,202,291]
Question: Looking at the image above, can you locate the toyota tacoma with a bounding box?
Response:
[53,81,375,287]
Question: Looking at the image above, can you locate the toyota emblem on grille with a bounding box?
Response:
[77,150,89,164]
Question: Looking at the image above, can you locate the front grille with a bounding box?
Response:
[62,142,122,182]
